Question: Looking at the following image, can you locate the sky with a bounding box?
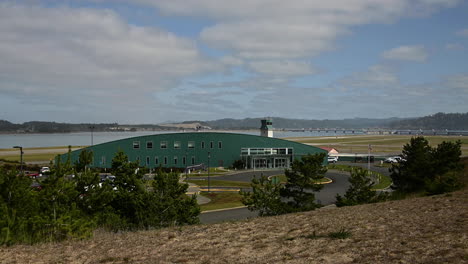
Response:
[1,0,467,124]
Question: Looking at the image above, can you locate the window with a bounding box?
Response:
[101,156,106,166]
[146,141,153,149]
[210,141,214,149]
[160,141,167,149]
[164,156,168,165]
[218,141,222,149]
[174,141,181,149]
[188,141,195,149]
[146,156,150,166]
[191,156,195,165]
[174,156,178,165]
[133,141,140,149]
[201,141,205,149]
[155,156,159,165]
[183,156,186,165]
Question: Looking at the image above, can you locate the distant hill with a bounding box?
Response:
[204,117,405,129]
[1,112,466,133]
[387,112,468,130]
[0,121,168,133]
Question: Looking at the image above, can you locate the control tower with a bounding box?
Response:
[260,119,274,138]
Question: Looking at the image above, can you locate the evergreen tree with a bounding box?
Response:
[0,168,38,244]
[241,153,327,216]
[336,168,387,207]
[75,148,94,172]
[391,136,464,194]
[390,136,432,192]
[240,175,285,216]
[281,153,326,212]
[104,150,200,230]
[150,170,199,226]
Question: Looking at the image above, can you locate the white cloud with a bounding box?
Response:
[339,65,399,90]
[456,28,468,37]
[128,0,457,61]
[0,3,219,112]
[445,43,464,50]
[445,73,468,91]
[248,60,317,76]
[382,45,428,62]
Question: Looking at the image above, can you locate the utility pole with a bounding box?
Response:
[185,150,188,180]
[89,125,95,146]
[208,152,211,192]
[13,146,23,175]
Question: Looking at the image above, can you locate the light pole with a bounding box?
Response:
[185,150,188,180]
[207,152,211,192]
[89,125,95,146]
[13,146,23,175]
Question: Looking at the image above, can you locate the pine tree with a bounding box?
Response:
[240,174,285,216]
[241,153,327,216]
[390,136,432,192]
[336,168,387,207]
[281,153,326,212]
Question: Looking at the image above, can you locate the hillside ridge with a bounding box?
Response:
[2,189,467,263]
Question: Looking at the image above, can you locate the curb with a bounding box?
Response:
[199,188,241,192]
[201,206,248,214]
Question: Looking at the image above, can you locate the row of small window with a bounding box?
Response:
[241,148,293,155]
[99,156,195,166]
[133,141,222,150]
[144,156,195,166]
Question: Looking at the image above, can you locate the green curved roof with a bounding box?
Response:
[61,132,327,168]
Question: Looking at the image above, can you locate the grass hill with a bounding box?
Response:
[1,189,467,263]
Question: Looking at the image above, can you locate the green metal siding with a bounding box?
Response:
[59,132,327,169]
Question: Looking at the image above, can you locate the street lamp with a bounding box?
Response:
[185,150,188,180]
[89,125,95,146]
[207,151,211,192]
[13,146,23,175]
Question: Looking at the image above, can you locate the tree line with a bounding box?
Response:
[0,149,199,245]
[242,136,465,215]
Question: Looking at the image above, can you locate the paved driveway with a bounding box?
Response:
[199,169,351,224]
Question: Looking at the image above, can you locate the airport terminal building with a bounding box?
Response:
[60,120,327,170]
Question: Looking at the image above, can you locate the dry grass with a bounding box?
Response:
[1,189,467,263]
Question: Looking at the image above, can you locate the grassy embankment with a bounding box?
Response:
[2,188,467,263]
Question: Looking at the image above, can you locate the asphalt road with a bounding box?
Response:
[198,169,351,224]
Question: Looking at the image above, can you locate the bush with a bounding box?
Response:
[241,153,327,216]
[0,150,200,245]
[390,137,464,195]
[336,168,387,207]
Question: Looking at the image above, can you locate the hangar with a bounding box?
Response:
[60,120,327,170]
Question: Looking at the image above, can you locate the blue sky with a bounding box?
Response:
[0,0,467,124]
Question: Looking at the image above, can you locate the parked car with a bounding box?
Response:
[384,156,405,163]
[40,167,50,173]
[327,156,338,163]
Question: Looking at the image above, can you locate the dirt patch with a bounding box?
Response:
[1,190,467,263]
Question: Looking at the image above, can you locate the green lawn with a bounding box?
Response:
[371,173,392,190]
[1,153,56,162]
[186,173,225,178]
[199,192,244,211]
[275,174,331,184]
